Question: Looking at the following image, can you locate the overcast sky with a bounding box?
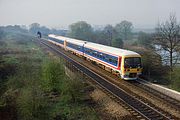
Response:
[0,0,179,29]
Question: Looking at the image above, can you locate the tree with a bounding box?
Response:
[92,30,109,45]
[155,14,180,71]
[67,21,93,41]
[111,38,124,48]
[115,20,133,40]
[29,23,41,34]
[103,24,119,46]
[39,26,50,35]
[103,25,114,45]
[138,31,153,47]
[0,28,5,39]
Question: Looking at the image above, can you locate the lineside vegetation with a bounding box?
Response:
[0,32,98,120]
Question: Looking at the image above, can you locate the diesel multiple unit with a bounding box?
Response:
[47,34,142,80]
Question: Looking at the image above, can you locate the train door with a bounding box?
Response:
[118,56,122,77]
[64,40,67,50]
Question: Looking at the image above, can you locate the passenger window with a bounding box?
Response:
[93,52,97,56]
[97,53,100,58]
[109,58,112,62]
[113,59,117,64]
[99,54,102,58]
[102,56,105,59]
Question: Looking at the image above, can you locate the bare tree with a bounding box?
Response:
[155,14,180,71]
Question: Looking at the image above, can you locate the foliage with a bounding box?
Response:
[0,28,5,39]
[41,60,98,119]
[50,76,98,120]
[111,38,124,48]
[141,50,166,80]
[0,61,17,80]
[29,23,41,34]
[115,20,133,40]
[170,67,180,91]
[92,30,110,45]
[51,102,98,120]
[67,21,133,48]
[137,31,153,47]
[29,23,67,36]
[41,59,65,92]
[0,25,28,35]
[103,24,114,45]
[67,21,93,41]
[16,86,49,120]
[0,30,98,120]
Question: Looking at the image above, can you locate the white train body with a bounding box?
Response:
[47,34,142,80]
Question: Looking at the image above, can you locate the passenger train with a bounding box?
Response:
[47,34,142,80]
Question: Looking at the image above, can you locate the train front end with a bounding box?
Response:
[121,55,142,80]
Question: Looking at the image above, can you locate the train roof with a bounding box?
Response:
[48,34,141,57]
[84,42,140,57]
[48,34,85,45]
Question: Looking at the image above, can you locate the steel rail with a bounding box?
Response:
[132,79,180,110]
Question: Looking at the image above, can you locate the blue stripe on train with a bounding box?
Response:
[48,37,118,67]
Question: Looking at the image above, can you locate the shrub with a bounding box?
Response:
[41,59,65,92]
[170,67,180,91]
[17,86,50,120]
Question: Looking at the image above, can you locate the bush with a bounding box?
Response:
[17,87,49,120]
[41,59,65,92]
[41,61,98,119]
[169,67,180,91]
[111,38,124,48]
[50,76,98,120]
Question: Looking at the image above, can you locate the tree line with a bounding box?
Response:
[67,20,133,48]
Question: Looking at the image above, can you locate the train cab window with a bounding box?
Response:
[124,57,141,68]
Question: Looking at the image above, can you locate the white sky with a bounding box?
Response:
[0,0,179,29]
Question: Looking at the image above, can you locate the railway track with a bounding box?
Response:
[39,39,175,120]
[129,79,180,110]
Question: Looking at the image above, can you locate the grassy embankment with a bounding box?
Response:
[0,33,98,120]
